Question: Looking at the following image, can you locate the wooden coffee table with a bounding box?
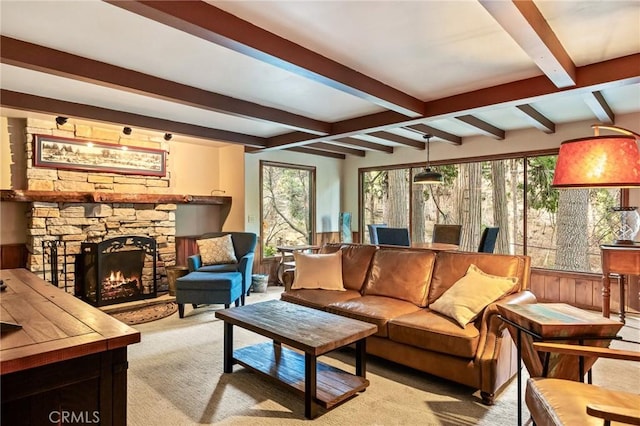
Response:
[215,299,377,419]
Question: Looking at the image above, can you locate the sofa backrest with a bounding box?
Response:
[199,232,257,258]
[427,251,531,305]
[362,248,437,307]
[320,243,377,291]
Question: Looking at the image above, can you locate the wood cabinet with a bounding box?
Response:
[1,269,140,425]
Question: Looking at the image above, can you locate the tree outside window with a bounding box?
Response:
[260,161,315,258]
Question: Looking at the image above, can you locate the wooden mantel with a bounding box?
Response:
[0,189,232,205]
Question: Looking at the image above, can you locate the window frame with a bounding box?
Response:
[259,160,316,261]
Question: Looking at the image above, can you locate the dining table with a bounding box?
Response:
[409,242,459,251]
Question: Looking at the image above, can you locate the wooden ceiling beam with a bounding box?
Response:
[286,146,346,159]
[265,54,638,150]
[455,115,505,140]
[334,137,394,153]
[404,124,462,145]
[516,104,555,133]
[106,0,425,117]
[367,131,425,150]
[583,91,615,124]
[479,0,576,88]
[308,142,366,157]
[0,90,266,147]
[0,36,329,135]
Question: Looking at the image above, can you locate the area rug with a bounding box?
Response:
[110,302,178,325]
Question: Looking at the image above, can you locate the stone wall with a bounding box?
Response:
[23,117,176,293]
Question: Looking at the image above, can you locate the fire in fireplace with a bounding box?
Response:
[75,236,157,306]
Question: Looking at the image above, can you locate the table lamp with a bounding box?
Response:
[552,124,640,244]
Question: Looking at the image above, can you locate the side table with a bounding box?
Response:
[601,243,640,323]
[497,303,622,426]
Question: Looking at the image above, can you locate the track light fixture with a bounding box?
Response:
[122,127,132,135]
[55,116,68,126]
[164,133,172,141]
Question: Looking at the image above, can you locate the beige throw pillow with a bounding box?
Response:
[291,251,345,291]
[196,234,237,265]
[429,264,518,327]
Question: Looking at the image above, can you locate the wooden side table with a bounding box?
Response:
[497,303,622,426]
[601,243,640,323]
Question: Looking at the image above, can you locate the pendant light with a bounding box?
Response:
[413,134,443,184]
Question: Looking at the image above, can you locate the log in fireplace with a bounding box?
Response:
[75,236,157,307]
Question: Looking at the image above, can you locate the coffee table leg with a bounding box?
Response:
[223,322,234,373]
[304,353,318,419]
[355,338,367,378]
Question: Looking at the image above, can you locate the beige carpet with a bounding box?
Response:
[126,288,640,425]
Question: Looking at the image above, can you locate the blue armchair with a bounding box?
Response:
[187,232,257,300]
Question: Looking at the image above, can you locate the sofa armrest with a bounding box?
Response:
[475,290,537,396]
[283,268,295,291]
[187,254,202,272]
[238,252,255,294]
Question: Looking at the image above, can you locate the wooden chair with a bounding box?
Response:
[432,224,462,245]
[526,342,640,426]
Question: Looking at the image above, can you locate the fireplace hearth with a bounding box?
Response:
[75,236,157,307]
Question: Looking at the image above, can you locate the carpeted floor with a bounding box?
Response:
[126,287,640,425]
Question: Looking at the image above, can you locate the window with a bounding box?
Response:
[360,152,621,273]
[260,161,315,259]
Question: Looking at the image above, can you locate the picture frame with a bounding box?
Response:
[33,134,166,177]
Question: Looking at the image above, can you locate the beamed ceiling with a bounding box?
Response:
[1,1,639,159]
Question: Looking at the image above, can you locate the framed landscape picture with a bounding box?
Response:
[34,135,166,177]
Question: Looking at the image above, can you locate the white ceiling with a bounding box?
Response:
[1,0,639,158]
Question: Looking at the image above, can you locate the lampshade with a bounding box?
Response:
[552,135,640,188]
[414,168,443,184]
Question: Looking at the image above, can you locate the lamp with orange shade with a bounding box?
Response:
[552,125,640,244]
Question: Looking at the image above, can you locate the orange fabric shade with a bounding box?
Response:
[552,135,640,188]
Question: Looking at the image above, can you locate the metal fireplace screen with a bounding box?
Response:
[76,236,157,307]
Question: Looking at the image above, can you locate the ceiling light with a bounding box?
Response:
[413,134,443,184]
[164,133,172,141]
[55,116,68,126]
[122,127,132,135]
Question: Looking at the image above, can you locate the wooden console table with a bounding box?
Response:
[1,269,140,426]
[601,244,640,323]
[275,244,321,285]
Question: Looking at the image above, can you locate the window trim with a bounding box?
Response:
[259,160,316,262]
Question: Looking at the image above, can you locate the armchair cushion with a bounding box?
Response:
[196,234,237,265]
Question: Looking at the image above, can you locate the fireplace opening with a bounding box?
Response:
[75,236,157,306]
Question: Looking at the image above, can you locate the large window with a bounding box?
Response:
[361,152,620,273]
[260,161,315,259]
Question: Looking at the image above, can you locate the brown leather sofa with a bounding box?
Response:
[281,243,535,404]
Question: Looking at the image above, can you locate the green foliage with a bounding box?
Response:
[526,156,559,213]
[264,245,277,257]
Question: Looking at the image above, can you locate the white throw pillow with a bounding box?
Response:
[291,251,345,291]
[429,264,518,327]
[196,234,237,265]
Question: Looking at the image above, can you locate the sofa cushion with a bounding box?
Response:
[197,234,237,265]
[327,295,422,337]
[292,251,345,291]
[362,249,436,307]
[388,309,480,358]
[428,251,525,305]
[281,289,362,310]
[430,264,518,327]
[339,244,378,291]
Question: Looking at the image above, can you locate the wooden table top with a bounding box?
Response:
[497,303,622,338]
[1,268,140,375]
[410,242,459,251]
[276,245,321,252]
[215,300,377,356]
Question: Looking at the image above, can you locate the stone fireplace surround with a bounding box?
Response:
[3,117,230,296]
